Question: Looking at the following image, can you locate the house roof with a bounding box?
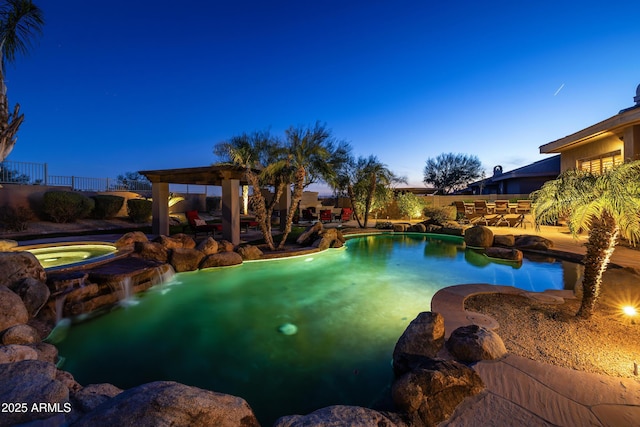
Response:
[468,155,560,187]
[539,105,640,154]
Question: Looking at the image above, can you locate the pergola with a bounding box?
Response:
[139,165,253,244]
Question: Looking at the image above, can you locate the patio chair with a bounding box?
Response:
[340,207,353,222]
[319,209,333,223]
[185,210,222,238]
[493,200,512,227]
[302,207,318,221]
[514,200,533,228]
[472,200,496,226]
[454,201,476,224]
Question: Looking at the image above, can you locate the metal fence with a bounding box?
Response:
[0,160,153,192]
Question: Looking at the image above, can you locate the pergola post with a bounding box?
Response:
[221,178,240,245]
[151,182,170,236]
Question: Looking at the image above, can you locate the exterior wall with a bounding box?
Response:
[559,135,623,171]
[623,124,640,161]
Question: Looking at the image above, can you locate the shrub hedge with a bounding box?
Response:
[127,198,152,223]
[0,205,31,231]
[42,191,94,223]
[92,195,125,219]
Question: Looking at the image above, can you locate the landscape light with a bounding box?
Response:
[622,305,637,317]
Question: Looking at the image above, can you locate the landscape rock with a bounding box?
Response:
[485,247,523,262]
[114,231,148,249]
[217,239,235,253]
[1,324,41,345]
[493,234,515,247]
[169,247,205,272]
[438,222,466,237]
[56,369,82,393]
[0,239,18,250]
[410,223,427,233]
[0,360,69,427]
[312,228,341,250]
[296,221,324,246]
[71,381,260,427]
[154,234,196,250]
[199,252,243,269]
[0,285,29,331]
[393,223,410,232]
[133,241,168,263]
[71,383,123,414]
[45,271,88,294]
[393,312,445,376]
[464,225,494,248]
[0,344,38,364]
[274,405,408,427]
[514,235,554,251]
[13,277,50,317]
[446,324,508,363]
[29,342,59,364]
[195,237,219,256]
[236,244,263,260]
[0,251,46,289]
[391,358,484,427]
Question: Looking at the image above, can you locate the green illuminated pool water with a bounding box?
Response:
[56,233,580,424]
[27,244,117,269]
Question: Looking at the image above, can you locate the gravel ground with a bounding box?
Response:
[465,267,640,379]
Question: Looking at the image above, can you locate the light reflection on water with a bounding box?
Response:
[56,233,578,425]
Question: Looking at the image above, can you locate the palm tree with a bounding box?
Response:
[333,155,404,228]
[0,0,44,162]
[531,160,640,318]
[277,122,338,249]
[214,131,285,250]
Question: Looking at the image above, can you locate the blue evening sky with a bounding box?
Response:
[7,0,640,192]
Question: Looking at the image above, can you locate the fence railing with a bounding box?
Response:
[0,160,152,192]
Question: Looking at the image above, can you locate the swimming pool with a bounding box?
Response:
[56,233,580,424]
[26,243,118,269]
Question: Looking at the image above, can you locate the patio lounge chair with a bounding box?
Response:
[514,200,533,228]
[454,201,476,224]
[319,209,333,223]
[340,207,353,221]
[493,200,512,227]
[472,200,496,226]
[185,210,222,238]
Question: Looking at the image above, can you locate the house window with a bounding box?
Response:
[578,150,623,174]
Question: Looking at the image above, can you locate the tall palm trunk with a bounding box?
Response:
[577,213,619,318]
[246,171,275,250]
[347,184,364,228]
[278,166,305,249]
[0,66,23,162]
[362,174,376,228]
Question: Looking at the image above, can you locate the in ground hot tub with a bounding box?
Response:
[24,243,118,270]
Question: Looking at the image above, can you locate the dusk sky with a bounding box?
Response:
[7,0,640,192]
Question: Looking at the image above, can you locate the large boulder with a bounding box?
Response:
[114,231,148,249]
[154,234,196,250]
[133,241,168,263]
[29,342,59,364]
[0,252,46,289]
[446,324,507,363]
[71,383,123,415]
[312,228,344,250]
[493,234,515,247]
[0,360,70,427]
[391,358,484,427]
[296,222,324,246]
[236,244,263,260]
[393,312,445,376]
[169,248,205,273]
[514,235,554,251]
[72,381,259,427]
[274,405,407,427]
[217,240,235,253]
[485,247,523,262]
[464,226,494,248]
[409,223,427,233]
[12,277,50,318]
[0,344,38,364]
[1,324,41,345]
[199,252,243,269]
[195,237,219,256]
[0,285,29,331]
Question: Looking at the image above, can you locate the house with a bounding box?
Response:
[466,155,560,195]
[539,84,640,172]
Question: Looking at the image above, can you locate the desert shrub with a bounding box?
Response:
[396,193,427,219]
[0,205,31,231]
[127,198,153,223]
[423,206,453,226]
[92,195,125,219]
[42,191,94,223]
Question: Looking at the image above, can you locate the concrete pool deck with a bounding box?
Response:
[431,226,640,427]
